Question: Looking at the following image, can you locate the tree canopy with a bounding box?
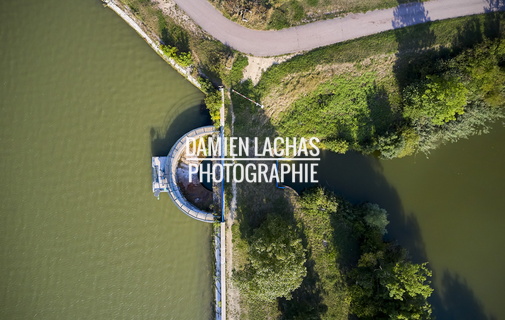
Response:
[404,74,469,126]
[234,215,307,301]
[350,249,433,320]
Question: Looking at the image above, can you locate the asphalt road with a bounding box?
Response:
[172,0,505,56]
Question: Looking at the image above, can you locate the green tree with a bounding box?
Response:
[204,90,221,123]
[350,251,433,320]
[363,203,389,236]
[454,39,505,107]
[404,74,469,125]
[234,215,307,301]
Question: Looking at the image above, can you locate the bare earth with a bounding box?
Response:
[171,0,505,56]
[243,55,293,85]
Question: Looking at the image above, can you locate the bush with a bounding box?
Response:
[204,90,222,123]
[377,127,419,159]
[160,44,193,67]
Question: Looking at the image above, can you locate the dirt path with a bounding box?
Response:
[171,0,505,56]
[225,89,241,320]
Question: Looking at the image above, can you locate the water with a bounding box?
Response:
[0,1,212,319]
[307,124,505,319]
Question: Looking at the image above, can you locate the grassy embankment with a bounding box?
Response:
[208,0,425,30]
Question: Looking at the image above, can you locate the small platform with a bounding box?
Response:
[152,156,168,198]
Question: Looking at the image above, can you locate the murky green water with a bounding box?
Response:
[0,1,212,319]
[312,124,505,319]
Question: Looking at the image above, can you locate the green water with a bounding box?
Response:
[313,124,505,319]
[0,1,212,319]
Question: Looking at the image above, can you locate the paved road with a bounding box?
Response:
[172,0,504,56]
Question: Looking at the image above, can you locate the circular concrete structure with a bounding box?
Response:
[165,126,218,223]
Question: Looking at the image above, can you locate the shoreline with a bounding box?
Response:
[103,0,202,91]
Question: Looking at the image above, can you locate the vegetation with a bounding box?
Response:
[234,215,306,302]
[114,5,503,319]
[203,90,222,123]
[403,74,469,126]
[304,189,433,320]
[350,257,433,320]
[208,0,424,30]
[224,55,249,87]
[280,188,353,320]
[276,73,396,153]
[231,185,434,319]
[251,13,505,158]
[160,44,193,67]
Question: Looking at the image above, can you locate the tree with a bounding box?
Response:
[404,74,469,126]
[363,203,389,236]
[234,215,307,301]
[204,90,221,123]
[349,249,433,320]
[454,39,505,107]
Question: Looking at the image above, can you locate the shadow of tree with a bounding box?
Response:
[453,17,484,51]
[367,85,397,136]
[392,2,436,90]
[278,259,327,319]
[150,103,211,156]
[486,0,505,11]
[431,270,497,320]
[484,0,505,39]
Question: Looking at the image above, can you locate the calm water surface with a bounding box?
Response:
[0,0,212,319]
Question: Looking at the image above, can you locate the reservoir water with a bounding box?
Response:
[0,0,212,319]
